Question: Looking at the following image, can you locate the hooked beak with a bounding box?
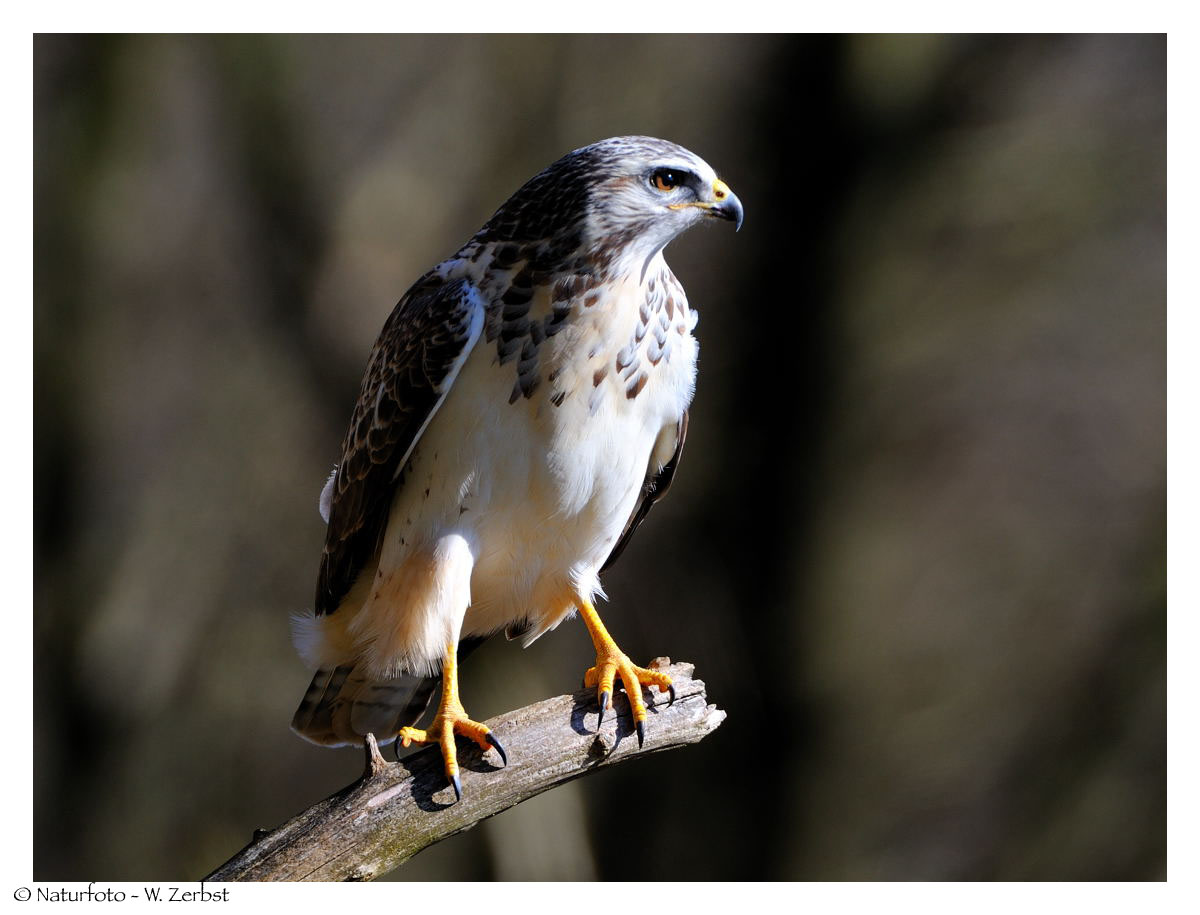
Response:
[708,178,744,232]
[667,177,744,231]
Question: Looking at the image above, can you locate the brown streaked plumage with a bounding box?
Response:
[291,136,742,800]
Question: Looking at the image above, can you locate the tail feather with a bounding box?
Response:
[290,665,348,737]
[290,664,437,747]
[289,636,489,748]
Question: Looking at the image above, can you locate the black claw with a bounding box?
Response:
[450,773,462,802]
[486,732,508,766]
[636,719,645,747]
[597,690,610,728]
[667,683,676,707]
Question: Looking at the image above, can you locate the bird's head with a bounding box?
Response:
[583,136,743,240]
[478,136,742,269]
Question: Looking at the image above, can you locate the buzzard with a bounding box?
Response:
[291,136,742,799]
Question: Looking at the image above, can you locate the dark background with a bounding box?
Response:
[34,34,1165,880]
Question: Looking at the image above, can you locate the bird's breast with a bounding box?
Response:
[387,257,697,637]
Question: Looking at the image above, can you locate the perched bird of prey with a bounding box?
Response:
[291,136,742,799]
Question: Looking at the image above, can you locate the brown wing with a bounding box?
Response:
[600,410,688,573]
[315,274,483,617]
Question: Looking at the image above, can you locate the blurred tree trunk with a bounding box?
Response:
[778,34,1165,879]
[34,33,1164,882]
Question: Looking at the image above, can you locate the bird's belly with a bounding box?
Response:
[387,326,694,643]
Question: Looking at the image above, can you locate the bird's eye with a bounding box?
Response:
[650,169,682,192]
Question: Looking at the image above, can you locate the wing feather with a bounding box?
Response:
[315,273,484,617]
[601,410,688,572]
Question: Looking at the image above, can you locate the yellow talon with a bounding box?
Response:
[399,641,506,800]
[578,600,673,745]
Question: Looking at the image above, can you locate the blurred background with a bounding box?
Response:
[33,34,1165,881]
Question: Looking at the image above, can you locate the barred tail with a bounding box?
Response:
[289,636,487,747]
[290,664,438,747]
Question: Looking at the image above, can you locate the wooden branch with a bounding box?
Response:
[205,659,724,882]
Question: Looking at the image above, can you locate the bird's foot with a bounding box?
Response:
[398,701,506,802]
[583,649,674,746]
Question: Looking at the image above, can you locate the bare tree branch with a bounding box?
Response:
[205,660,724,881]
